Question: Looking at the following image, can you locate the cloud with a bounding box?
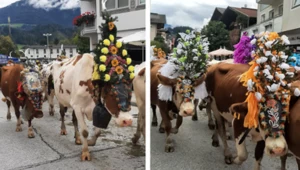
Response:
[27,0,80,10]
[0,0,20,8]
[151,0,257,29]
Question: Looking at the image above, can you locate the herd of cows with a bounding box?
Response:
[150,58,300,170]
[0,54,146,161]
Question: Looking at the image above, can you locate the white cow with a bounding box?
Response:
[51,54,133,161]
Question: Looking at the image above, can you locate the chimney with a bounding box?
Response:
[244,4,247,8]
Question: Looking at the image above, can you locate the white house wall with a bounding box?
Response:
[25,47,77,59]
[282,0,300,32]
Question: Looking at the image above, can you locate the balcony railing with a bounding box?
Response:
[81,21,97,35]
[256,0,273,4]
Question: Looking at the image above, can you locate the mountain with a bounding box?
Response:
[0,0,80,27]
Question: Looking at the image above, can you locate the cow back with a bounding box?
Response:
[0,64,24,97]
[206,63,250,112]
[150,59,168,104]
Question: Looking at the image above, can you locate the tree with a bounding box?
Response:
[201,21,230,51]
[71,31,90,54]
[0,35,16,55]
[151,35,170,54]
[54,38,59,45]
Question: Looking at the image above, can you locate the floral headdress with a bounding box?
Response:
[158,30,209,101]
[153,47,166,59]
[92,11,135,83]
[239,31,298,138]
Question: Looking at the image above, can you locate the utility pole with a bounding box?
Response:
[43,33,52,59]
[8,16,11,37]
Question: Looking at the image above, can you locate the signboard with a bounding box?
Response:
[0,54,20,65]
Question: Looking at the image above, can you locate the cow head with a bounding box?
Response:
[100,79,133,127]
[157,74,205,117]
[230,99,288,157]
[19,71,44,118]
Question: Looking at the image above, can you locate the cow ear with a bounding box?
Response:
[193,74,206,87]
[157,74,177,86]
[138,68,145,76]
[229,102,248,118]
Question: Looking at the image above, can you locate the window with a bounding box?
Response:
[28,50,30,54]
[265,25,272,31]
[269,10,274,19]
[36,49,39,54]
[57,49,59,53]
[106,0,129,10]
[50,49,53,54]
[293,0,300,8]
[279,5,283,16]
[44,55,46,58]
[70,54,73,58]
[260,4,269,11]
[139,0,145,4]
[253,29,258,35]
[31,55,33,58]
[44,49,46,53]
[261,14,265,22]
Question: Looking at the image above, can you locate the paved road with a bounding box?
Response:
[151,107,298,170]
[0,93,144,170]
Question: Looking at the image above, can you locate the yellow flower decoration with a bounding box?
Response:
[130,73,135,79]
[115,66,123,75]
[128,65,135,72]
[126,58,132,65]
[101,47,109,54]
[99,55,107,62]
[99,64,106,72]
[122,49,128,57]
[109,34,115,42]
[103,39,110,46]
[104,74,110,81]
[116,41,122,48]
[92,71,100,80]
[94,64,99,71]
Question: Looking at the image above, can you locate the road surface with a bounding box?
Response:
[151,107,297,170]
[0,93,145,170]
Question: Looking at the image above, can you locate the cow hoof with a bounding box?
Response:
[225,156,233,164]
[16,126,22,132]
[212,140,219,147]
[21,120,24,124]
[208,124,215,130]
[159,127,165,133]
[152,122,158,126]
[131,134,140,145]
[171,128,178,134]
[28,132,35,138]
[227,135,232,140]
[192,116,198,121]
[75,138,82,145]
[7,114,11,120]
[81,151,91,161]
[60,129,67,135]
[165,144,175,153]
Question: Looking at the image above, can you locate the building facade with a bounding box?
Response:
[22,45,77,60]
[243,0,300,48]
[150,13,166,40]
[80,0,145,50]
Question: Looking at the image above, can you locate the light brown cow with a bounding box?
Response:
[132,62,146,144]
[204,62,300,169]
[151,59,205,152]
[1,64,44,138]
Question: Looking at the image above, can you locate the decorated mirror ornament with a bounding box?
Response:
[19,70,44,111]
[176,76,195,102]
[233,32,256,64]
[152,47,166,60]
[239,31,299,138]
[111,79,132,112]
[158,29,209,101]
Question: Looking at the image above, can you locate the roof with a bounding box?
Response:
[217,7,226,14]
[151,13,166,24]
[230,7,257,18]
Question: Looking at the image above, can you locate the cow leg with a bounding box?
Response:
[6,100,11,120]
[212,120,219,147]
[280,154,287,170]
[159,120,165,133]
[206,99,215,130]
[59,104,67,135]
[225,121,232,140]
[72,110,81,145]
[74,107,91,161]
[28,118,35,138]
[12,100,22,132]
[151,104,158,126]
[192,99,199,121]
[253,140,265,170]
[171,115,182,134]
[233,133,248,165]
[48,89,55,116]
[159,106,174,152]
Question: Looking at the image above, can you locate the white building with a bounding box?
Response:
[151,13,166,40]
[22,45,77,60]
[80,0,145,50]
[243,0,300,48]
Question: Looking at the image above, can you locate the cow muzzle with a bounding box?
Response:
[115,112,133,127]
[179,102,195,117]
[265,135,288,157]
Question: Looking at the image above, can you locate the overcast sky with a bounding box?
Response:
[151,0,257,29]
[0,0,80,9]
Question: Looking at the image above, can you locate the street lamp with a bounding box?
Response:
[43,33,52,59]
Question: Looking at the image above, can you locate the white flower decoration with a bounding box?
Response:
[261,57,268,63]
[255,92,262,101]
[265,51,272,56]
[265,41,274,48]
[251,39,256,45]
[294,88,300,96]
[275,72,285,80]
[247,79,254,91]
[266,75,273,80]
[281,35,290,45]
[279,63,290,70]
[263,69,271,76]
[272,56,277,63]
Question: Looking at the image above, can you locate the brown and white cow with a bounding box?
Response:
[51,54,133,161]
[151,59,205,152]
[1,64,44,138]
[132,62,146,144]
[204,62,300,169]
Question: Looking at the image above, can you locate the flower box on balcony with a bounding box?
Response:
[73,12,96,27]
